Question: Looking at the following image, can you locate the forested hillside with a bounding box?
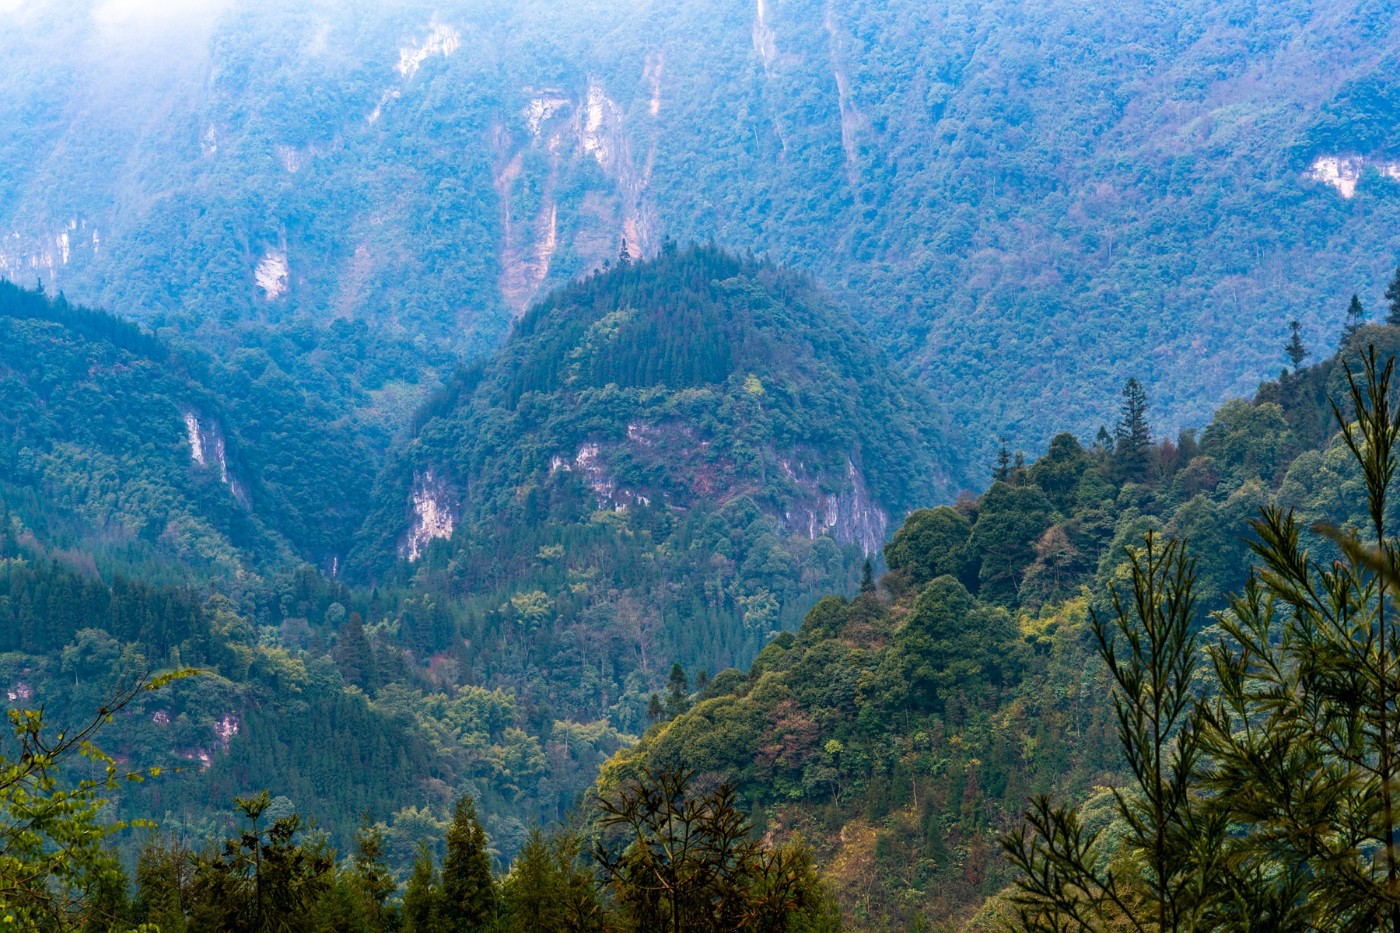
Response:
[603,319,1398,928]
[351,244,962,727]
[3,0,1399,469]
[0,249,963,882]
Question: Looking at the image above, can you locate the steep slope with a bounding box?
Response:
[599,325,1387,928]
[0,281,374,576]
[4,0,1400,467]
[353,245,963,726]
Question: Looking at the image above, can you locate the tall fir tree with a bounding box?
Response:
[402,841,441,933]
[1343,292,1366,343]
[666,663,690,717]
[440,795,497,931]
[1114,378,1151,480]
[1285,319,1308,369]
[993,439,1013,483]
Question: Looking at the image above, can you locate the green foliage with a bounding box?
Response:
[1006,347,1400,930]
[439,795,498,931]
[594,767,840,932]
[0,670,193,929]
[883,507,973,589]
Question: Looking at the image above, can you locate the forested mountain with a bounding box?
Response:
[3,0,1400,468]
[0,281,389,575]
[351,244,961,726]
[0,248,959,884]
[601,324,1399,928]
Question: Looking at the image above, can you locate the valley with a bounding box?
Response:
[5,1,1400,930]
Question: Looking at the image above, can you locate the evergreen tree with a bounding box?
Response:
[1007,349,1400,929]
[860,558,876,594]
[993,439,1013,483]
[440,795,497,931]
[349,817,397,932]
[401,842,440,933]
[1387,264,1400,326]
[618,238,633,266]
[648,693,665,723]
[1113,378,1151,480]
[666,663,690,717]
[1343,292,1366,343]
[1285,319,1308,369]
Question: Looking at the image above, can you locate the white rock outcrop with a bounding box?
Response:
[403,470,457,561]
[1306,155,1400,199]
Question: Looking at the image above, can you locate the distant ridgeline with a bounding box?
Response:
[350,245,967,725]
[599,320,1400,929]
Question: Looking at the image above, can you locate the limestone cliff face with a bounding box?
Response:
[777,456,887,556]
[547,421,888,555]
[400,469,459,562]
[181,408,249,506]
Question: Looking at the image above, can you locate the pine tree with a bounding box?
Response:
[1343,292,1366,343]
[1387,264,1400,326]
[350,816,397,932]
[666,663,690,717]
[993,439,1013,483]
[401,841,440,933]
[440,795,497,931]
[860,558,876,594]
[1285,319,1308,369]
[1114,378,1151,480]
[647,693,664,723]
[619,238,633,266]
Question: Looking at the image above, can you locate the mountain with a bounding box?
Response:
[351,245,963,726]
[0,280,388,576]
[4,0,1400,469]
[598,325,1388,928]
[0,247,960,874]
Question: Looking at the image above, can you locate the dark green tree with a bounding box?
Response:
[401,841,440,933]
[1343,292,1367,343]
[993,439,1013,483]
[1285,319,1308,369]
[348,817,397,932]
[187,792,335,933]
[666,663,690,717]
[968,483,1058,603]
[594,767,839,932]
[1114,378,1152,480]
[1387,264,1400,326]
[440,795,497,931]
[860,558,876,594]
[883,506,972,588]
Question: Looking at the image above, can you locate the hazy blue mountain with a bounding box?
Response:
[4,0,1399,470]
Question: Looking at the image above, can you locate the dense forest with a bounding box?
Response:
[4,1,1400,469]
[9,257,1400,928]
[603,307,1400,927]
[0,249,964,884]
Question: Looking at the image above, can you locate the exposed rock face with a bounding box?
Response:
[494,75,658,315]
[1306,154,1400,198]
[402,469,458,561]
[779,456,888,556]
[550,423,888,554]
[0,218,93,284]
[396,22,460,80]
[182,409,249,506]
[255,249,289,300]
